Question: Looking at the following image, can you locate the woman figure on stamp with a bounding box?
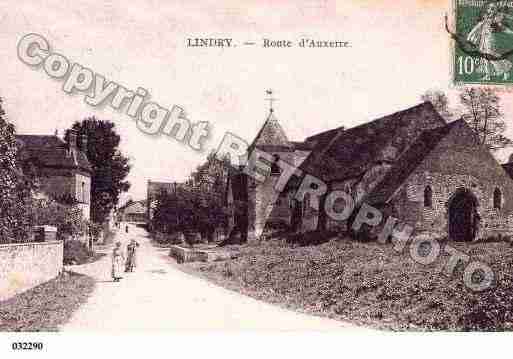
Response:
[111,241,124,282]
[467,2,513,81]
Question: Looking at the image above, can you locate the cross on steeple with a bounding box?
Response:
[266,89,277,113]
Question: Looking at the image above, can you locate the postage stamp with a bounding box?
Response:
[454,0,513,84]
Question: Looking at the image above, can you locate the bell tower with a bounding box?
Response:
[246,90,296,239]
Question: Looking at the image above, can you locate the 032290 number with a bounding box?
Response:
[12,342,43,350]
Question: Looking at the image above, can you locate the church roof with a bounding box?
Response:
[502,162,513,180]
[16,135,92,173]
[366,120,463,205]
[249,110,293,152]
[289,141,316,151]
[298,102,446,182]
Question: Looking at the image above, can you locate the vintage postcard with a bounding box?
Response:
[1,0,513,357]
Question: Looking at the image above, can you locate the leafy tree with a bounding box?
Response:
[151,153,229,245]
[421,88,512,152]
[459,87,513,151]
[0,97,34,243]
[190,152,229,240]
[66,117,131,224]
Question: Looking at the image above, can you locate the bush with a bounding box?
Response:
[63,240,91,265]
[286,230,336,246]
[33,199,87,240]
[0,97,34,244]
[184,230,201,248]
[261,221,291,239]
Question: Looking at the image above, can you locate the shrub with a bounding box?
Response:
[33,198,87,240]
[63,240,91,265]
[0,97,34,244]
[286,230,336,246]
[89,222,102,242]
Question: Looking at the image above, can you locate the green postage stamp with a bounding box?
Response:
[454,0,513,84]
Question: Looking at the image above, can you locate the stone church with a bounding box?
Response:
[16,130,92,220]
[226,101,513,241]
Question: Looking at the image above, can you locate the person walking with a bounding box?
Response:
[125,239,140,272]
[111,241,124,282]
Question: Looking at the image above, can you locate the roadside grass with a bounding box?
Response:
[185,238,513,331]
[0,271,95,331]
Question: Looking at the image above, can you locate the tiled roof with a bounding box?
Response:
[249,110,293,152]
[289,141,315,151]
[16,135,92,173]
[298,102,446,182]
[122,201,147,215]
[366,120,462,205]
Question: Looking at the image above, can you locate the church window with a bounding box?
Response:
[494,187,502,209]
[424,186,433,208]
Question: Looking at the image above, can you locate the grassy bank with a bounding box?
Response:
[0,271,95,331]
[185,238,513,331]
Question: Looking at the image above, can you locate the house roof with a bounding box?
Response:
[298,102,446,182]
[121,201,147,215]
[16,135,92,173]
[366,120,463,205]
[147,181,176,198]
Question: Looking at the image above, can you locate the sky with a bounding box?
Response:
[3,0,513,202]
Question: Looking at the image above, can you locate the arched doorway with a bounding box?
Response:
[448,189,479,242]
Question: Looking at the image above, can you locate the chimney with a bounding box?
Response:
[80,133,88,153]
[68,130,77,149]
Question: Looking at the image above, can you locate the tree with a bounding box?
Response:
[66,117,131,224]
[421,88,513,152]
[151,152,230,245]
[460,87,513,151]
[0,97,34,243]
[421,90,453,121]
[190,152,229,194]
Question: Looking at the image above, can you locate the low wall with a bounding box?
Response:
[0,241,63,302]
[169,245,238,264]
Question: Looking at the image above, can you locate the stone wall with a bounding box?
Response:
[38,168,91,220]
[389,122,513,239]
[0,241,63,301]
[248,150,297,238]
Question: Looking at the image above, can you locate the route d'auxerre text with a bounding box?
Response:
[186,38,350,48]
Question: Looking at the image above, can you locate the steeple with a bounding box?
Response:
[266,89,277,114]
[249,90,291,149]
